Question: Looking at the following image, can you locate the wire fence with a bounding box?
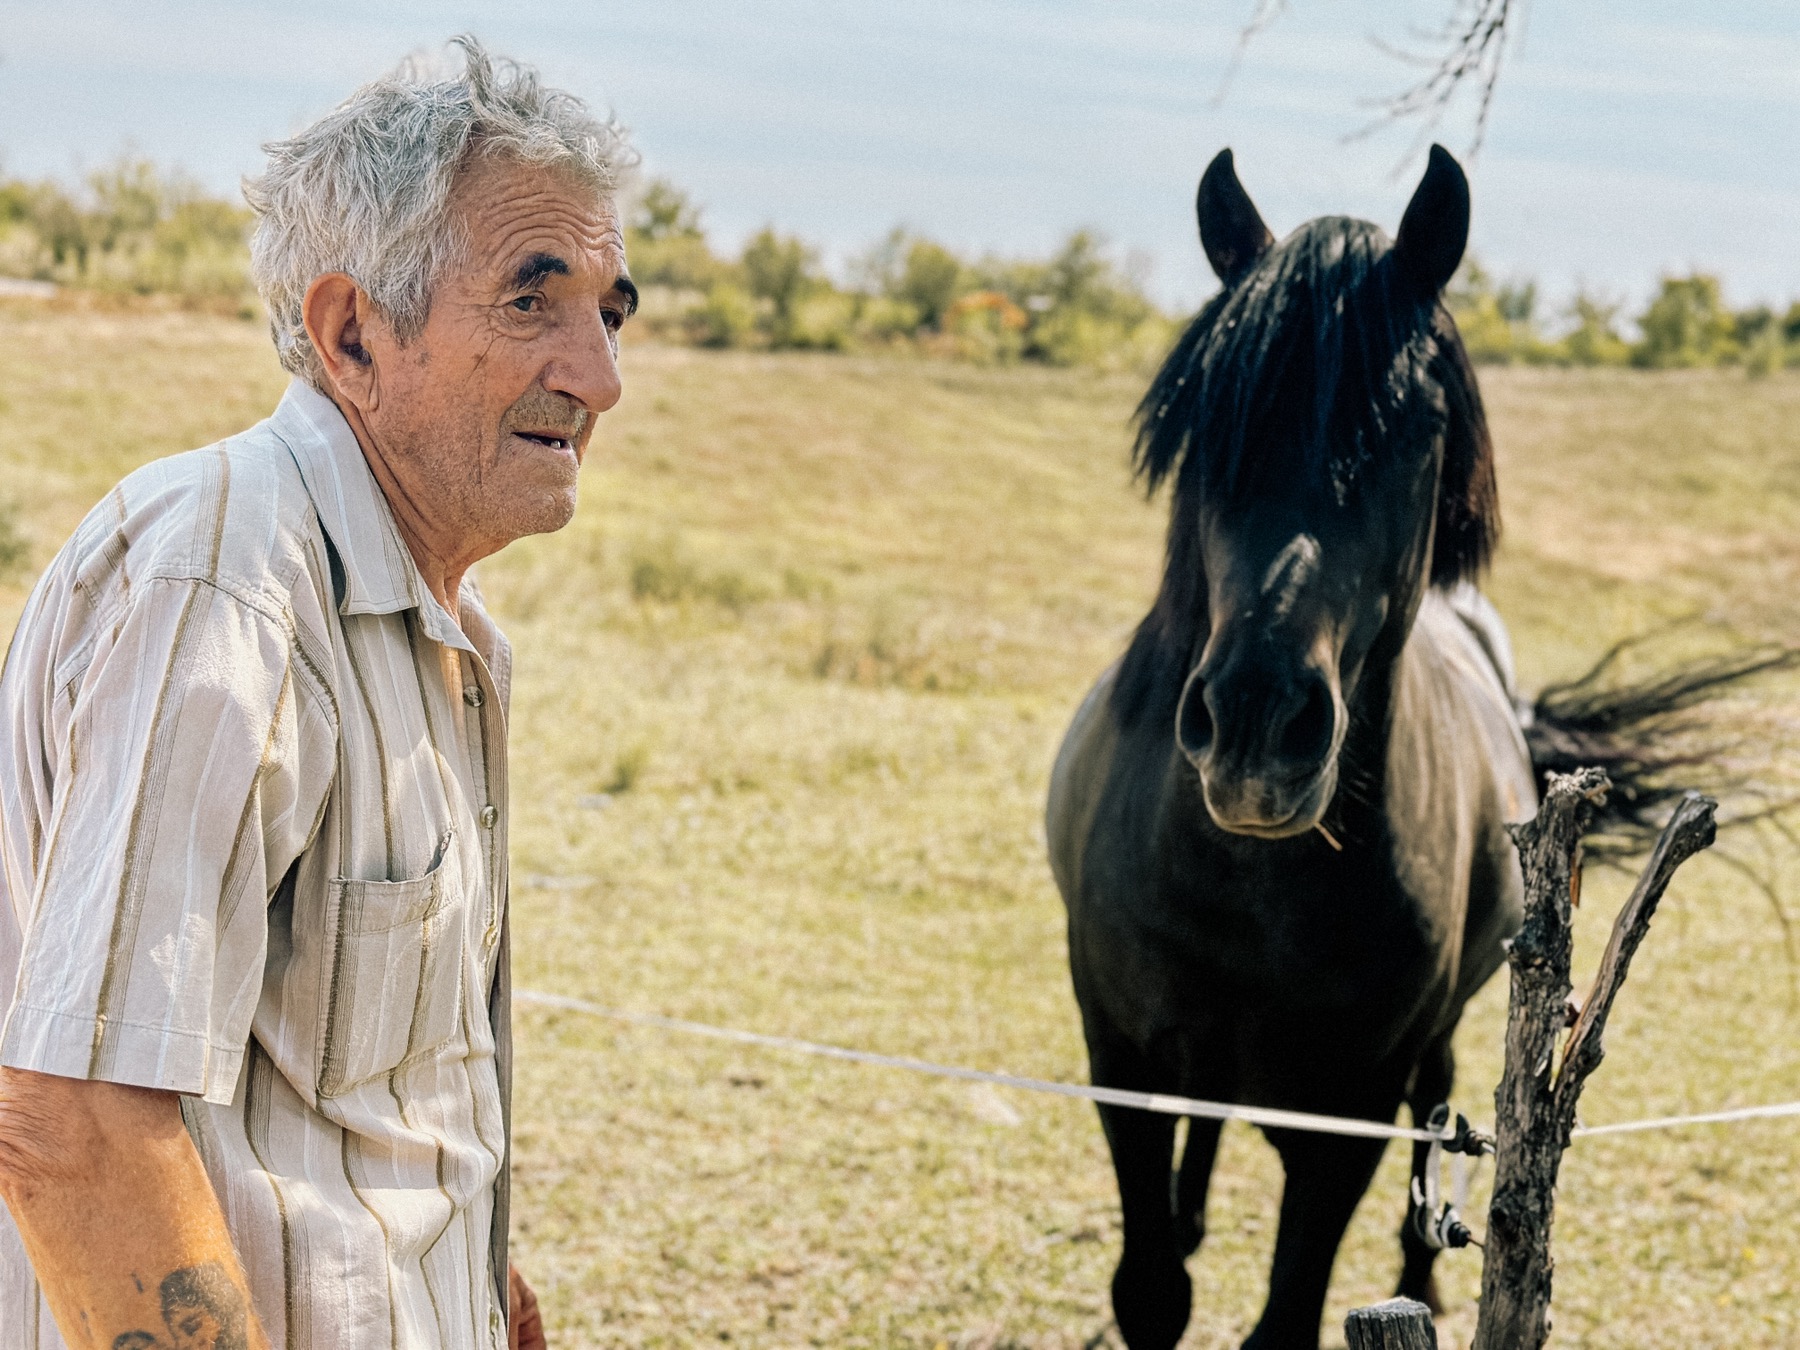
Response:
[516,988,1800,1144]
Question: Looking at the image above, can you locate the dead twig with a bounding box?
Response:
[1472,774,1717,1350]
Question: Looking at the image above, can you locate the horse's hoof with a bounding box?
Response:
[1111,1258,1191,1350]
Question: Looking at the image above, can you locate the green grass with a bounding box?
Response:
[4,302,1800,1347]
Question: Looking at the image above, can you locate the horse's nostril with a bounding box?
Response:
[1278,680,1335,765]
[1176,675,1214,758]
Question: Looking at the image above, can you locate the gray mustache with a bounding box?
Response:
[502,389,590,441]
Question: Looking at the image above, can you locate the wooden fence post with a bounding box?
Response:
[1345,1297,1437,1349]
[1469,771,1717,1350]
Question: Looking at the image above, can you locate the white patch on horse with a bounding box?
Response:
[1260,534,1321,620]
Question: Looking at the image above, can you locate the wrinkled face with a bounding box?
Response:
[1176,422,1442,838]
[363,154,635,556]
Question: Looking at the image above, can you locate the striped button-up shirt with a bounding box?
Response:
[0,380,514,1349]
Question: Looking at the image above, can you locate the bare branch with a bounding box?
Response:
[1354,0,1522,155]
[1223,0,1526,156]
[1212,0,1292,108]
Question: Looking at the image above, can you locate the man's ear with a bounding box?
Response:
[302,273,382,409]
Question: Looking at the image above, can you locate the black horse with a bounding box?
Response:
[1046,146,1771,1350]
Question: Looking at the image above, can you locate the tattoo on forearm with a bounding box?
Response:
[111,1262,249,1350]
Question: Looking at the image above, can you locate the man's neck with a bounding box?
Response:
[328,392,482,623]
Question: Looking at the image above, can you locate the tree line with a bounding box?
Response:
[1450,261,1800,374]
[623,179,1172,368]
[0,157,253,310]
[2,158,1796,374]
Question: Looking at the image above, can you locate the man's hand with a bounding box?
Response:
[0,1068,269,1349]
[509,1263,545,1350]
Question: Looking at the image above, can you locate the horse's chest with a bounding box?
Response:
[1084,846,1450,1048]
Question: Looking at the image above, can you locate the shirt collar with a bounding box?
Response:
[269,379,476,654]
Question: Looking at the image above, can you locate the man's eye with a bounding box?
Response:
[511,294,541,313]
[602,307,625,332]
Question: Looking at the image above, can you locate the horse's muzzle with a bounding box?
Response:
[1176,661,1343,837]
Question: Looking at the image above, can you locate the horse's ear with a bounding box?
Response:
[1197,149,1273,285]
[1393,144,1470,297]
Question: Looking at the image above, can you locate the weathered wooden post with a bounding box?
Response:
[1344,1296,1438,1349]
[1469,770,1717,1350]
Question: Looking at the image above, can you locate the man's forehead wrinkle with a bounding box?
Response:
[451,172,617,283]
[486,226,618,295]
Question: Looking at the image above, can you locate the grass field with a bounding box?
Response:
[4,301,1800,1348]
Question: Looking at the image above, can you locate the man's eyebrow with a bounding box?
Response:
[508,252,569,291]
[613,273,640,318]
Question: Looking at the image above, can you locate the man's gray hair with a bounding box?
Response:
[245,36,632,389]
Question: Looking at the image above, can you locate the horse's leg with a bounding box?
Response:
[1396,1035,1455,1312]
[1242,1128,1389,1350]
[1093,1040,1190,1350]
[1172,1116,1223,1257]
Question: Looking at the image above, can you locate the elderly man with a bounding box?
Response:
[0,39,634,1349]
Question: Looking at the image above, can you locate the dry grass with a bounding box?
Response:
[4,303,1799,1347]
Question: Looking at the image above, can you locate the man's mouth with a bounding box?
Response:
[512,431,576,453]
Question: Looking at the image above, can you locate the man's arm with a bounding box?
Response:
[0,1068,269,1350]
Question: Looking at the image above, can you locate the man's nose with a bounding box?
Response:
[546,308,624,415]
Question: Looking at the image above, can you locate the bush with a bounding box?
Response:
[783,289,857,351]
[1447,259,1558,364]
[853,295,924,344]
[625,179,728,291]
[0,157,253,309]
[1633,274,1738,368]
[689,283,760,348]
[940,291,1028,364]
[1561,292,1632,367]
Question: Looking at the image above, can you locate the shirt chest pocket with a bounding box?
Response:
[316,841,467,1099]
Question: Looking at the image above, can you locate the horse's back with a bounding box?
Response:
[1408,584,1536,824]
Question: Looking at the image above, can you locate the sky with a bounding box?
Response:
[0,1,1795,316]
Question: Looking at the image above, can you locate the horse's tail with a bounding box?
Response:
[1522,638,1800,862]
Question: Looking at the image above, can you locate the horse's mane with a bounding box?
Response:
[1112,215,1497,730]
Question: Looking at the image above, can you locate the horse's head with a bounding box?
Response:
[1133,146,1496,839]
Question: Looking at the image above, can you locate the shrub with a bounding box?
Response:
[625,178,728,290]
[1447,259,1558,364]
[1632,274,1738,369]
[783,290,857,351]
[689,283,760,348]
[0,157,252,308]
[941,291,1028,364]
[853,295,924,343]
[741,228,819,338]
[1561,292,1631,367]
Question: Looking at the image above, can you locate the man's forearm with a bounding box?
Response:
[0,1069,269,1350]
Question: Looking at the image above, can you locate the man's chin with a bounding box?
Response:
[515,490,579,538]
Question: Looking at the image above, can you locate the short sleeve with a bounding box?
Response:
[1,576,325,1103]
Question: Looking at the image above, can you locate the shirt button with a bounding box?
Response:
[463,684,485,708]
[479,804,499,829]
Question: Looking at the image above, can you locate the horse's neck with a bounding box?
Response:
[1350,587,1535,840]
[1334,590,1428,833]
